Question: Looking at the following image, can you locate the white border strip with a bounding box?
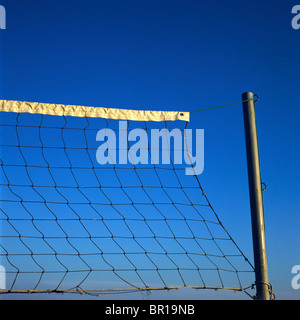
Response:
[0,100,190,122]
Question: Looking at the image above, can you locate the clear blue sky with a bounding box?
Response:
[0,0,299,300]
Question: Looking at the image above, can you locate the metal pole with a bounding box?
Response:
[242,92,270,300]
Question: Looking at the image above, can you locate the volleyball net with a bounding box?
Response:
[0,99,254,297]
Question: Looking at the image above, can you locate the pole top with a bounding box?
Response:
[242,92,259,103]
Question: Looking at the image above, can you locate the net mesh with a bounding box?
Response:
[0,105,254,296]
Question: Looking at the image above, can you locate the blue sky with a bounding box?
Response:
[0,0,299,300]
